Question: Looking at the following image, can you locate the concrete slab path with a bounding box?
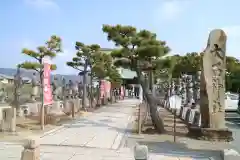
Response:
[0,99,219,159]
[40,99,139,149]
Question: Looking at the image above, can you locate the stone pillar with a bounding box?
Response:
[132,84,135,97]
[193,71,201,104]
[186,75,194,104]
[188,29,233,142]
[134,145,148,160]
[139,85,143,103]
[21,137,40,160]
[197,71,201,100]
[10,107,16,132]
[175,78,180,95]
[181,74,187,106]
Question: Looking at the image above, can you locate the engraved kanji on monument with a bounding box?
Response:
[188,29,233,141]
[201,29,226,128]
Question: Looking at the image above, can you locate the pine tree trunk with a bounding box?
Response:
[110,85,113,103]
[39,71,44,130]
[90,72,93,108]
[135,69,165,133]
[97,79,102,106]
[82,62,88,110]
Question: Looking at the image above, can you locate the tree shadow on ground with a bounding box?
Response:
[62,117,128,133]
[163,119,185,124]
[137,140,222,159]
[141,128,188,138]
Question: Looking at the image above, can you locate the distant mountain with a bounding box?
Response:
[0,68,83,83]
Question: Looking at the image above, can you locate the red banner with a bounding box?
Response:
[43,63,53,105]
[104,81,111,98]
[100,80,105,98]
[120,86,124,99]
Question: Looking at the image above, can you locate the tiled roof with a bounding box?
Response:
[119,68,137,79]
[0,74,14,79]
[100,48,137,79]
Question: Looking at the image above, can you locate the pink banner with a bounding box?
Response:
[104,81,111,98]
[120,86,124,99]
[43,63,53,105]
[100,80,105,98]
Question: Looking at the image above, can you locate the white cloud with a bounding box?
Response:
[21,39,37,48]
[155,0,191,21]
[24,0,59,10]
[161,0,182,20]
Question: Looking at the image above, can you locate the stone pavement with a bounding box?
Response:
[40,99,139,149]
[0,99,221,160]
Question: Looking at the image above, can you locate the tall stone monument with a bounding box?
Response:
[30,73,39,102]
[188,29,233,141]
[14,67,23,116]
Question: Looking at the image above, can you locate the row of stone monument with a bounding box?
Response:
[163,29,233,141]
[0,71,124,132]
[0,71,125,104]
[0,73,97,103]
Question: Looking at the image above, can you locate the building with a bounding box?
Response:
[0,74,31,84]
[0,74,14,84]
[100,48,138,87]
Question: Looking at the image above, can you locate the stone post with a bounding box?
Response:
[139,85,143,103]
[132,84,135,97]
[175,78,180,95]
[134,144,148,160]
[10,107,16,132]
[181,74,187,105]
[21,137,40,160]
[186,75,194,105]
[179,76,184,105]
[171,80,175,96]
[193,71,201,105]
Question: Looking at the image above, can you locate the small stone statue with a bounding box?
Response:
[51,76,58,100]
[31,73,39,102]
[72,81,79,98]
[68,80,74,98]
[65,83,70,99]
[78,82,83,98]
[61,77,66,100]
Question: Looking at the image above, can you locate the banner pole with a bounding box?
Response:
[41,56,53,130]
[41,64,45,130]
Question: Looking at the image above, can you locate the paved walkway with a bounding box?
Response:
[40,99,138,149]
[0,99,140,160]
[0,99,218,160]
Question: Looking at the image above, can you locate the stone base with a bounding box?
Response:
[187,126,233,142]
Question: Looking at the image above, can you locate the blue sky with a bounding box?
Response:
[1,0,240,74]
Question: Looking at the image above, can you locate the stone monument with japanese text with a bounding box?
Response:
[188,29,233,141]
